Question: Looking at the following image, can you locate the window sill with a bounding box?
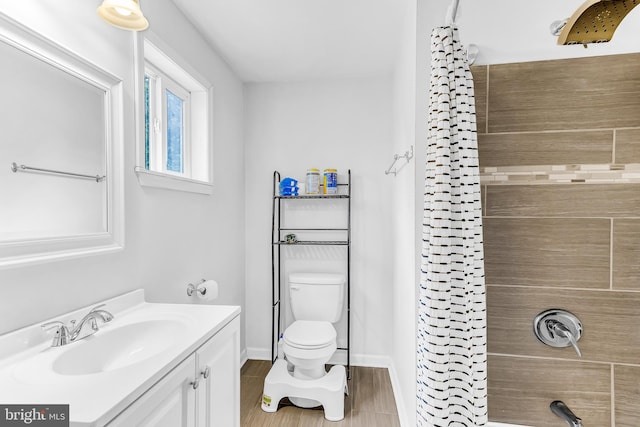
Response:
[134,167,213,195]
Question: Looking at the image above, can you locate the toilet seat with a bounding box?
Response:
[283,320,336,350]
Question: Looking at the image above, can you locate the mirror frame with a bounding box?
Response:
[0,12,124,268]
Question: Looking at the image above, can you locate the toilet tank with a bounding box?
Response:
[288,273,345,323]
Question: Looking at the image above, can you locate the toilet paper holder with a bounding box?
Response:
[186,279,207,297]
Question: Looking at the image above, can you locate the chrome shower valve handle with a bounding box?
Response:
[533,309,583,358]
[546,319,582,358]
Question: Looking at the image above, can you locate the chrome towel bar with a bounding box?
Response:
[385,146,414,176]
[11,162,105,182]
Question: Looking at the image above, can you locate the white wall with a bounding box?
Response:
[390,1,418,425]
[243,77,394,364]
[0,0,246,353]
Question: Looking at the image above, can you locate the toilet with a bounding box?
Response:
[261,272,347,420]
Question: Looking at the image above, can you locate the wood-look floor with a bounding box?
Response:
[241,360,400,427]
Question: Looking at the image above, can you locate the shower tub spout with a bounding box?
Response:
[550,401,583,427]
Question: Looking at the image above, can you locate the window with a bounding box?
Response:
[135,37,212,194]
[144,65,190,176]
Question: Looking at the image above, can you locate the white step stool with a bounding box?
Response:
[261,359,347,421]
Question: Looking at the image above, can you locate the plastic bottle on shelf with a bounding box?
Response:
[306,168,320,194]
[323,169,337,194]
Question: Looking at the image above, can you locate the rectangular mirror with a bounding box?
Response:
[0,13,124,268]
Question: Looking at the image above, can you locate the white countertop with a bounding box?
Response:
[0,290,240,426]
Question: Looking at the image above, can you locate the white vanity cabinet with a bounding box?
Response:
[196,315,241,427]
[107,316,240,427]
[106,356,197,427]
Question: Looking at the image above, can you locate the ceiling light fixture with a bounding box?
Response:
[97,0,149,31]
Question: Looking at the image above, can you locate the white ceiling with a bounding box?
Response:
[170,0,408,83]
[170,0,640,83]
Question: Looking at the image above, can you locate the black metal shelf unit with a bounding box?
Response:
[271,170,352,379]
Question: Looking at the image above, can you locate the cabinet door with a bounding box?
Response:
[196,316,240,427]
[107,357,197,427]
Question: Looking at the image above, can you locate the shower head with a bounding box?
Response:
[555,0,640,46]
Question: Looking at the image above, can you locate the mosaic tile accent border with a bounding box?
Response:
[480,163,640,185]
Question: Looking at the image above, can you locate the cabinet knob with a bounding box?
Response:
[201,366,210,379]
[191,378,200,390]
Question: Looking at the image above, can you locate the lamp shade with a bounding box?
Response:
[97,0,149,31]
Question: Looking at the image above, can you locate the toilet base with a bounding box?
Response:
[261,359,347,421]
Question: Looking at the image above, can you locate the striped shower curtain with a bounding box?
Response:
[417,26,488,427]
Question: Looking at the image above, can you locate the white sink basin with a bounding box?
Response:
[52,319,186,375]
[10,312,196,385]
[0,290,241,426]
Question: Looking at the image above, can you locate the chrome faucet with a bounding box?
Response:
[70,304,114,340]
[41,320,72,347]
[41,304,113,347]
[550,400,583,427]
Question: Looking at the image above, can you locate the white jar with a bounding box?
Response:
[306,168,320,194]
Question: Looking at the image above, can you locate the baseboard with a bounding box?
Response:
[240,348,249,367]
[329,352,391,368]
[246,346,271,361]
[387,360,411,427]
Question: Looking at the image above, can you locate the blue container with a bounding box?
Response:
[323,169,337,194]
[279,177,298,196]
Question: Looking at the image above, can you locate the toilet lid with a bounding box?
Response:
[283,320,336,349]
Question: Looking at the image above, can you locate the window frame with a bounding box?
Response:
[163,82,190,176]
[134,34,213,195]
[144,63,192,177]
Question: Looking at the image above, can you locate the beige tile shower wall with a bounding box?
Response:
[485,54,640,133]
[473,53,640,427]
[616,128,640,164]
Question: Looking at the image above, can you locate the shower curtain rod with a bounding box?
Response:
[444,0,480,65]
[446,0,460,25]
